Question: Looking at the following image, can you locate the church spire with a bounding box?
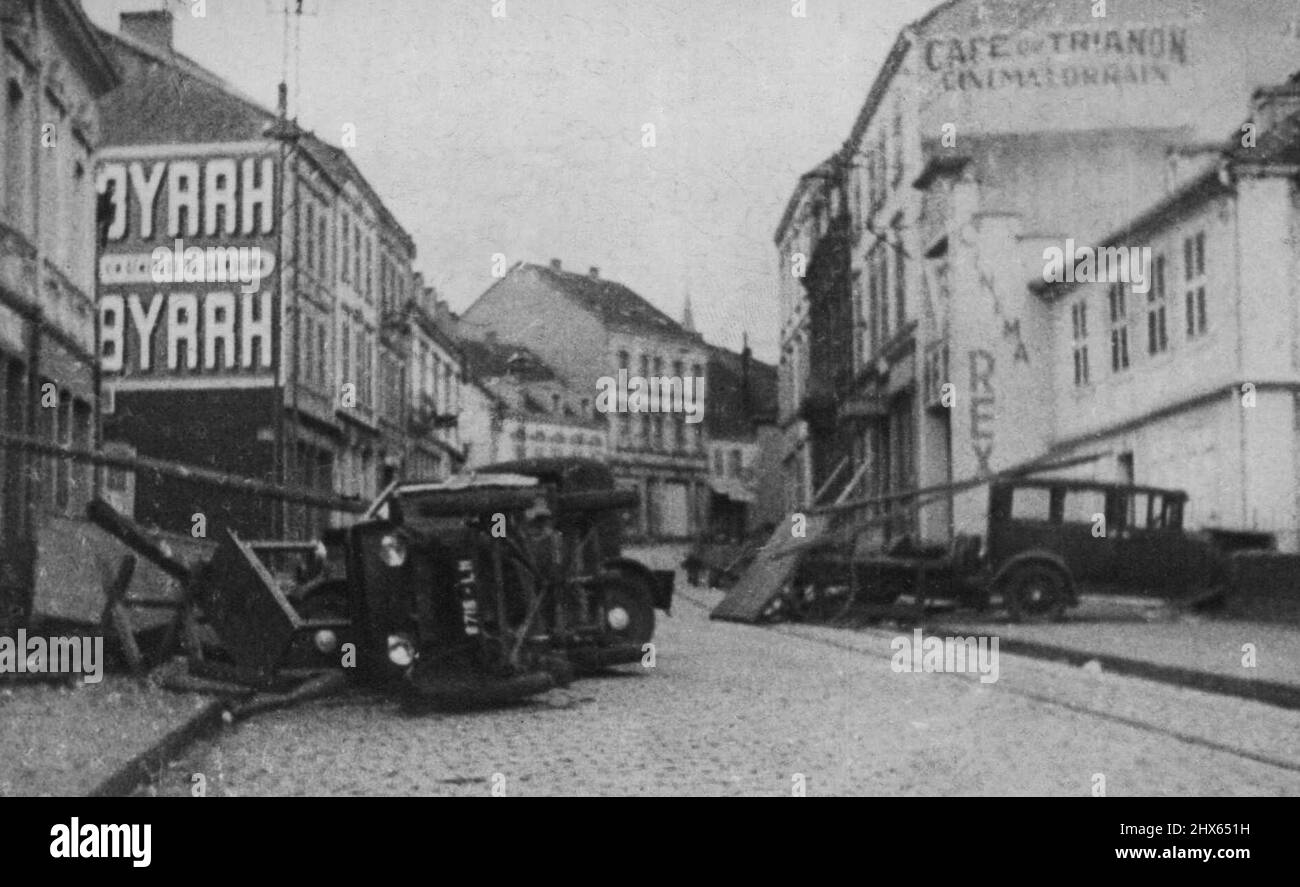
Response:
[681,290,696,334]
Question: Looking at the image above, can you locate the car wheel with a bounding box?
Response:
[601,581,655,646]
[1002,564,1069,623]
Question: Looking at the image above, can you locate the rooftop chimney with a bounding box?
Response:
[121,10,174,50]
[588,267,600,279]
[485,330,499,345]
[549,258,562,271]
[1251,80,1300,134]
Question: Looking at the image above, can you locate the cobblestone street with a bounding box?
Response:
[152,554,1300,797]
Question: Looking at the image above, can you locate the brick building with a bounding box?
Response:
[460,260,708,539]
[457,333,607,467]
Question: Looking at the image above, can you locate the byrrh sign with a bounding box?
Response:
[97,153,279,380]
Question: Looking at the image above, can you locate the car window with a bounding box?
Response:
[1164,498,1183,530]
[1127,492,1150,530]
[1062,489,1106,525]
[1010,486,1052,521]
[1148,493,1165,529]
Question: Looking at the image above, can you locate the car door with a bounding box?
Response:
[1054,485,1117,588]
[1114,491,1213,597]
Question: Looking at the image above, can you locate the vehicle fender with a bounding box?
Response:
[602,557,674,612]
[991,551,1077,604]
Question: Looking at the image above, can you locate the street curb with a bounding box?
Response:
[87,699,228,797]
[676,585,1300,710]
[928,629,1300,711]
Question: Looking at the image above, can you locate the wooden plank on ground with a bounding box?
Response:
[710,517,827,623]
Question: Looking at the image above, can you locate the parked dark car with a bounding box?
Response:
[794,478,1271,623]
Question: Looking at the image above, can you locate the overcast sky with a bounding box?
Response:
[84,0,938,362]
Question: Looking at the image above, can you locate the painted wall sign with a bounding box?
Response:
[969,349,995,475]
[96,153,279,381]
[99,291,274,374]
[96,156,277,243]
[925,25,1190,92]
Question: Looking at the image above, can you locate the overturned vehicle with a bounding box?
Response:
[92,458,674,709]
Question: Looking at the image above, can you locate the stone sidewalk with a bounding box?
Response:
[0,672,219,796]
[899,595,1300,709]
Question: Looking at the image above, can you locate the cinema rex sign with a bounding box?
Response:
[96,153,279,380]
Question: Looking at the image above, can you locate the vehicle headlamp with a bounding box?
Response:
[313,628,339,654]
[607,606,630,631]
[387,634,416,668]
[379,533,408,568]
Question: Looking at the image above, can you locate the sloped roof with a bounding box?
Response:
[458,337,556,383]
[524,263,693,339]
[96,27,413,252]
[49,0,121,96]
[97,27,272,145]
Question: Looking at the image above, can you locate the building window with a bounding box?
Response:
[353,227,362,288]
[729,449,743,477]
[5,79,29,225]
[892,221,905,328]
[1147,254,1168,355]
[364,238,373,302]
[714,449,724,474]
[341,321,352,388]
[302,317,315,386]
[317,321,328,387]
[1071,302,1089,386]
[1108,284,1129,373]
[340,216,351,282]
[891,102,904,189]
[618,349,630,369]
[1184,231,1206,338]
[318,214,329,279]
[867,248,882,354]
[304,204,315,273]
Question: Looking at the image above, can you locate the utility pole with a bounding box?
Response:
[266,0,312,537]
